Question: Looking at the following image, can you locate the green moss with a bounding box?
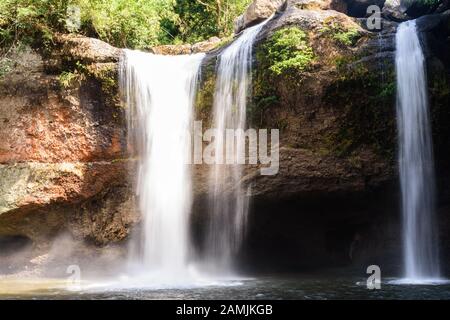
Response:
[193,59,216,124]
[250,57,280,128]
[249,27,315,128]
[196,75,214,109]
[320,18,361,47]
[214,35,234,50]
[248,94,279,127]
[333,29,360,46]
[377,81,396,99]
[324,58,397,159]
[261,27,315,76]
[58,60,91,89]
[86,63,118,96]
[58,71,80,88]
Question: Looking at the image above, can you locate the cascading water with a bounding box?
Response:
[205,18,271,274]
[119,50,204,283]
[395,20,440,281]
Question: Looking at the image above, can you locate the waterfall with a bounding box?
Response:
[204,18,271,274]
[119,50,204,282]
[395,20,440,281]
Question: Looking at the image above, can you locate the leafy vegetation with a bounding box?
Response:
[332,28,360,46]
[76,0,179,48]
[320,18,361,47]
[0,0,251,52]
[0,0,68,51]
[58,70,78,88]
[324,60,397,158]
[249,27,315,127]
[260,27,315,76]
[173,0,251,43]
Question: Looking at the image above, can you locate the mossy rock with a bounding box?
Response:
[319,16,362,47]
[258,27,315,77]
[195,57,217,125]
[324,56,397,159]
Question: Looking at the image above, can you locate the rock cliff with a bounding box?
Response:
[0,0,449,273]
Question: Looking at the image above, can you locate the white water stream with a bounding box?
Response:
[395,20,440,282]
[205,18,272,274]
[120,50,204,283]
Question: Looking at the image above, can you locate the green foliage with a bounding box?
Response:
[320,19,361,47]
[0,0,69,51]
[377,81,396,99]
[0,0,177,49]
[261,27,315,76]
[58,70,78,88]
[324,60,397,158]
[76,0,178,48]
[0,0,252,50]
[58,61,89,88]
[174,0,252,43]
[249,27,315,128]
[332,28,360,46]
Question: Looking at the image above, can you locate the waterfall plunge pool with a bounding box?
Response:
[2,274,450,299]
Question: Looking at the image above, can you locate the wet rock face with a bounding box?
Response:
[249,7,397,267]
[416,9,450,32]
[232,5,397,201]
[198,1,449,269]
[0,71,124,164]
[0,44,138,248]
[193,4,399,268]
[402,0,448,18]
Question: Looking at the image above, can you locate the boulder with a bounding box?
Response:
[235,0,351,33]
[151,37,222,55]
[192,37,222,53]
[234,0,285,33]
[53,33,121,64]
[151,44,192,55]
[382,0,409,21]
